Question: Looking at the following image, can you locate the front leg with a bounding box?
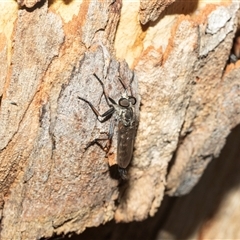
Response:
[78,97,115,123]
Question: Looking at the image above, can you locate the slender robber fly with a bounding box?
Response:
[78,73,138,179]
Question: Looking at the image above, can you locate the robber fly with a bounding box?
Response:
[78,73,138,179]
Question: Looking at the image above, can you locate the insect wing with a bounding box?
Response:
[117,121,136,169]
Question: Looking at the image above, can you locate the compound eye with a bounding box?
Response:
[129,96,136,105]
[119,98,129,107]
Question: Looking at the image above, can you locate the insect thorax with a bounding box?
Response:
[117,106,135,127]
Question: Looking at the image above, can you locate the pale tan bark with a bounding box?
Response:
[0,0,239,239]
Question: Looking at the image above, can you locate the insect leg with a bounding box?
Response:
[84,136,110,151]
[118,77,127,91]
[93,73,111,107]
[103,117,116,152]
[129,72,135,96]
[118,72,135,96]
[78,97,115,123]
[83,117,116,153]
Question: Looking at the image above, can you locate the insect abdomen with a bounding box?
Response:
[117,122,136,169]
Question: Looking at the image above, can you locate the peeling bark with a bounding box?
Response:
[139,0,176,25]
[17,0,42,8]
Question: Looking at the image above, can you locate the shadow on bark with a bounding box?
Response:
[52,124,240,240]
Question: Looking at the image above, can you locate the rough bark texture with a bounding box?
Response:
[157,124,240,240]
[75,124,240,240]
[0,0,240,239]
[139,0,177,25]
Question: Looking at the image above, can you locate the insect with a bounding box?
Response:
[78,73,138,179]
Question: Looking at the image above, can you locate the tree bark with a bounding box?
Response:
[0,0,239,239]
